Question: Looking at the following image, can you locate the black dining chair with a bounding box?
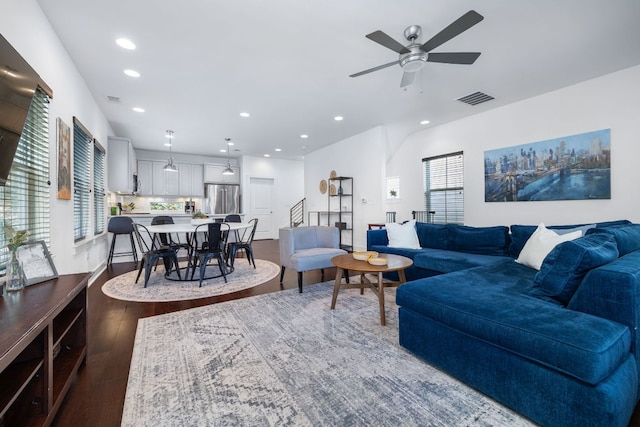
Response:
[132,223,181,287]
[224,214,242,242]
[190,222,230,287]
[227,218,258,269]
[151,215,192,263]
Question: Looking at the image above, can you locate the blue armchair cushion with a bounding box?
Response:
[447,224,510,256]
[586,224,640,257]
[532,233,619,305]
[415,223,448,250]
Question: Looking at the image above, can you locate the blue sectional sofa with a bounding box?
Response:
[367,220,640,427]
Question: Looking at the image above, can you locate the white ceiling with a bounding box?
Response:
[36,0,640,160]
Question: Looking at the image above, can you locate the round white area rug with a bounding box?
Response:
[102,259,280,302]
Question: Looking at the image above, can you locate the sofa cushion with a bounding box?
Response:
[586,223,640,256]
[290,247,346,271]
[446,224,510,256]
[509,220,631,257]
[396,263,632,385]
[415,222,448,250]
[515,223,582,270]
[368,244,425,260]
[386,220,421,249]
[532,233,619,305]
[413,248,511,273]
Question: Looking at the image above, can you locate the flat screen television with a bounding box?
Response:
[0,34,52,186]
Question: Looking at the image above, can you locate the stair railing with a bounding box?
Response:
[290,198,305,227]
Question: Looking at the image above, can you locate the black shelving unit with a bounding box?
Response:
[328,176,353,251]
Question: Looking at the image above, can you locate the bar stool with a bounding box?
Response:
[107,216,138,266]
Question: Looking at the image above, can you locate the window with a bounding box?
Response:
[73,118,92,242]
[386,176,400,199]
[93,141,106,234]
[0,87,51,268]
[423,151,464,224]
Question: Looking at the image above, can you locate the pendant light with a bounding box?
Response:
[222,137,235,175]
[163,130,178,172]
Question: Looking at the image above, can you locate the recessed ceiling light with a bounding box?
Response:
[116,38,136,50]
[124,69,140,78]
[240,112,250,118]
[132,107,145,113]
[420,120,430,125]
[227,141,234,146]
[220,149,227,153]
[165,133,173,139]
[300,134,308,139]
[264,154,270,157]
[334,116,344,121]
[275,148,282,152]
[164,143,172,147]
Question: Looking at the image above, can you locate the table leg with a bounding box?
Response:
[398,269,407,283]
[331,267,343,309]
[377,272,386,326]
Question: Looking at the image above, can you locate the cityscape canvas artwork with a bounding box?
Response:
[484,129,611,202]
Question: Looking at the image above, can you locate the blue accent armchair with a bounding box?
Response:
[279,226,347,292]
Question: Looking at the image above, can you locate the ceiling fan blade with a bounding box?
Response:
[349,60,399,78]
[400,71,415,88]
[427,52,481,65]
[366,30,410,54]
[420,10,484,53]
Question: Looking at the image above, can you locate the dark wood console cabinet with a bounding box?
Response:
[0,273,90,427]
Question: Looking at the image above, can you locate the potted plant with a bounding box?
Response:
[3,225,29,291]
[191,210,210,225]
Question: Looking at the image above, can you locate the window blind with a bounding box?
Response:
[93,140,105,234]
[0,87,51,268]
[73,117,92,242]
[423,152,464,224]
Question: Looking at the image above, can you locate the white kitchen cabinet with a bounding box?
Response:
[178,163,204,196]
[152,161,180,195]
[136,160,153,196]
[204,163,239,183]
[107,137,137,193]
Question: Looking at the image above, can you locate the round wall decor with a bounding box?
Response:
[330,170,337,179]
[319,179,327,194]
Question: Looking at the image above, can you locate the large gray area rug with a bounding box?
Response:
[102,259,279,302]
[122,281,535,426]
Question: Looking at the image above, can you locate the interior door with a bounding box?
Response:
[249,177,274,240]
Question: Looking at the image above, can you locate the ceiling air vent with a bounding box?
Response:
[457,91,494,106]
[106,95,121,103]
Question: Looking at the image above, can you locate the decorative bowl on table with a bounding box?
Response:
[368,257,388,266]
[352,251,378,261]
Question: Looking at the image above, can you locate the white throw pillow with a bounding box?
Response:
[386,220,421,249]
[516,223,582,270]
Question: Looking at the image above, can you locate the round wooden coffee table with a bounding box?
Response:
[330,253,413,325]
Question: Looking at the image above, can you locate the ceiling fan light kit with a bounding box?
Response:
[350,10,484,88]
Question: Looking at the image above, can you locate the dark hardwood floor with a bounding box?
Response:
[51,239,334,427]
[51,238,640,427]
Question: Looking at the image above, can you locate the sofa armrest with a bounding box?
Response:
[367,229,388,250]
[279,227,296,268]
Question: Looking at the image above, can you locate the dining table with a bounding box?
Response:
[144,221,253,281]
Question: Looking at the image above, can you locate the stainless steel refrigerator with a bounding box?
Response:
[203,183,240,215]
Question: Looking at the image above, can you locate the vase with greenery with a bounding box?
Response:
[3,225,29,291]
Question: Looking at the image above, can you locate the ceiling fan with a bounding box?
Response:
[350,10,484,88]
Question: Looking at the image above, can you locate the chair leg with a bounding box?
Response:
[217,253,227,283]
[198,254,209,287]
[280,266,286,283]
[247,247,255,268]
[321,268,325,281]
[298,271,303,293]
[107,234,117,266]
[344,269,350,284]
[135,258,145,283]
[144,255,156,288]
[129,233,138,263]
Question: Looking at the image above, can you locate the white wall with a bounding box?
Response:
[304,126,386,251]
[240,156,304,237]
[388,64,640,226]
[1,0,113,275]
